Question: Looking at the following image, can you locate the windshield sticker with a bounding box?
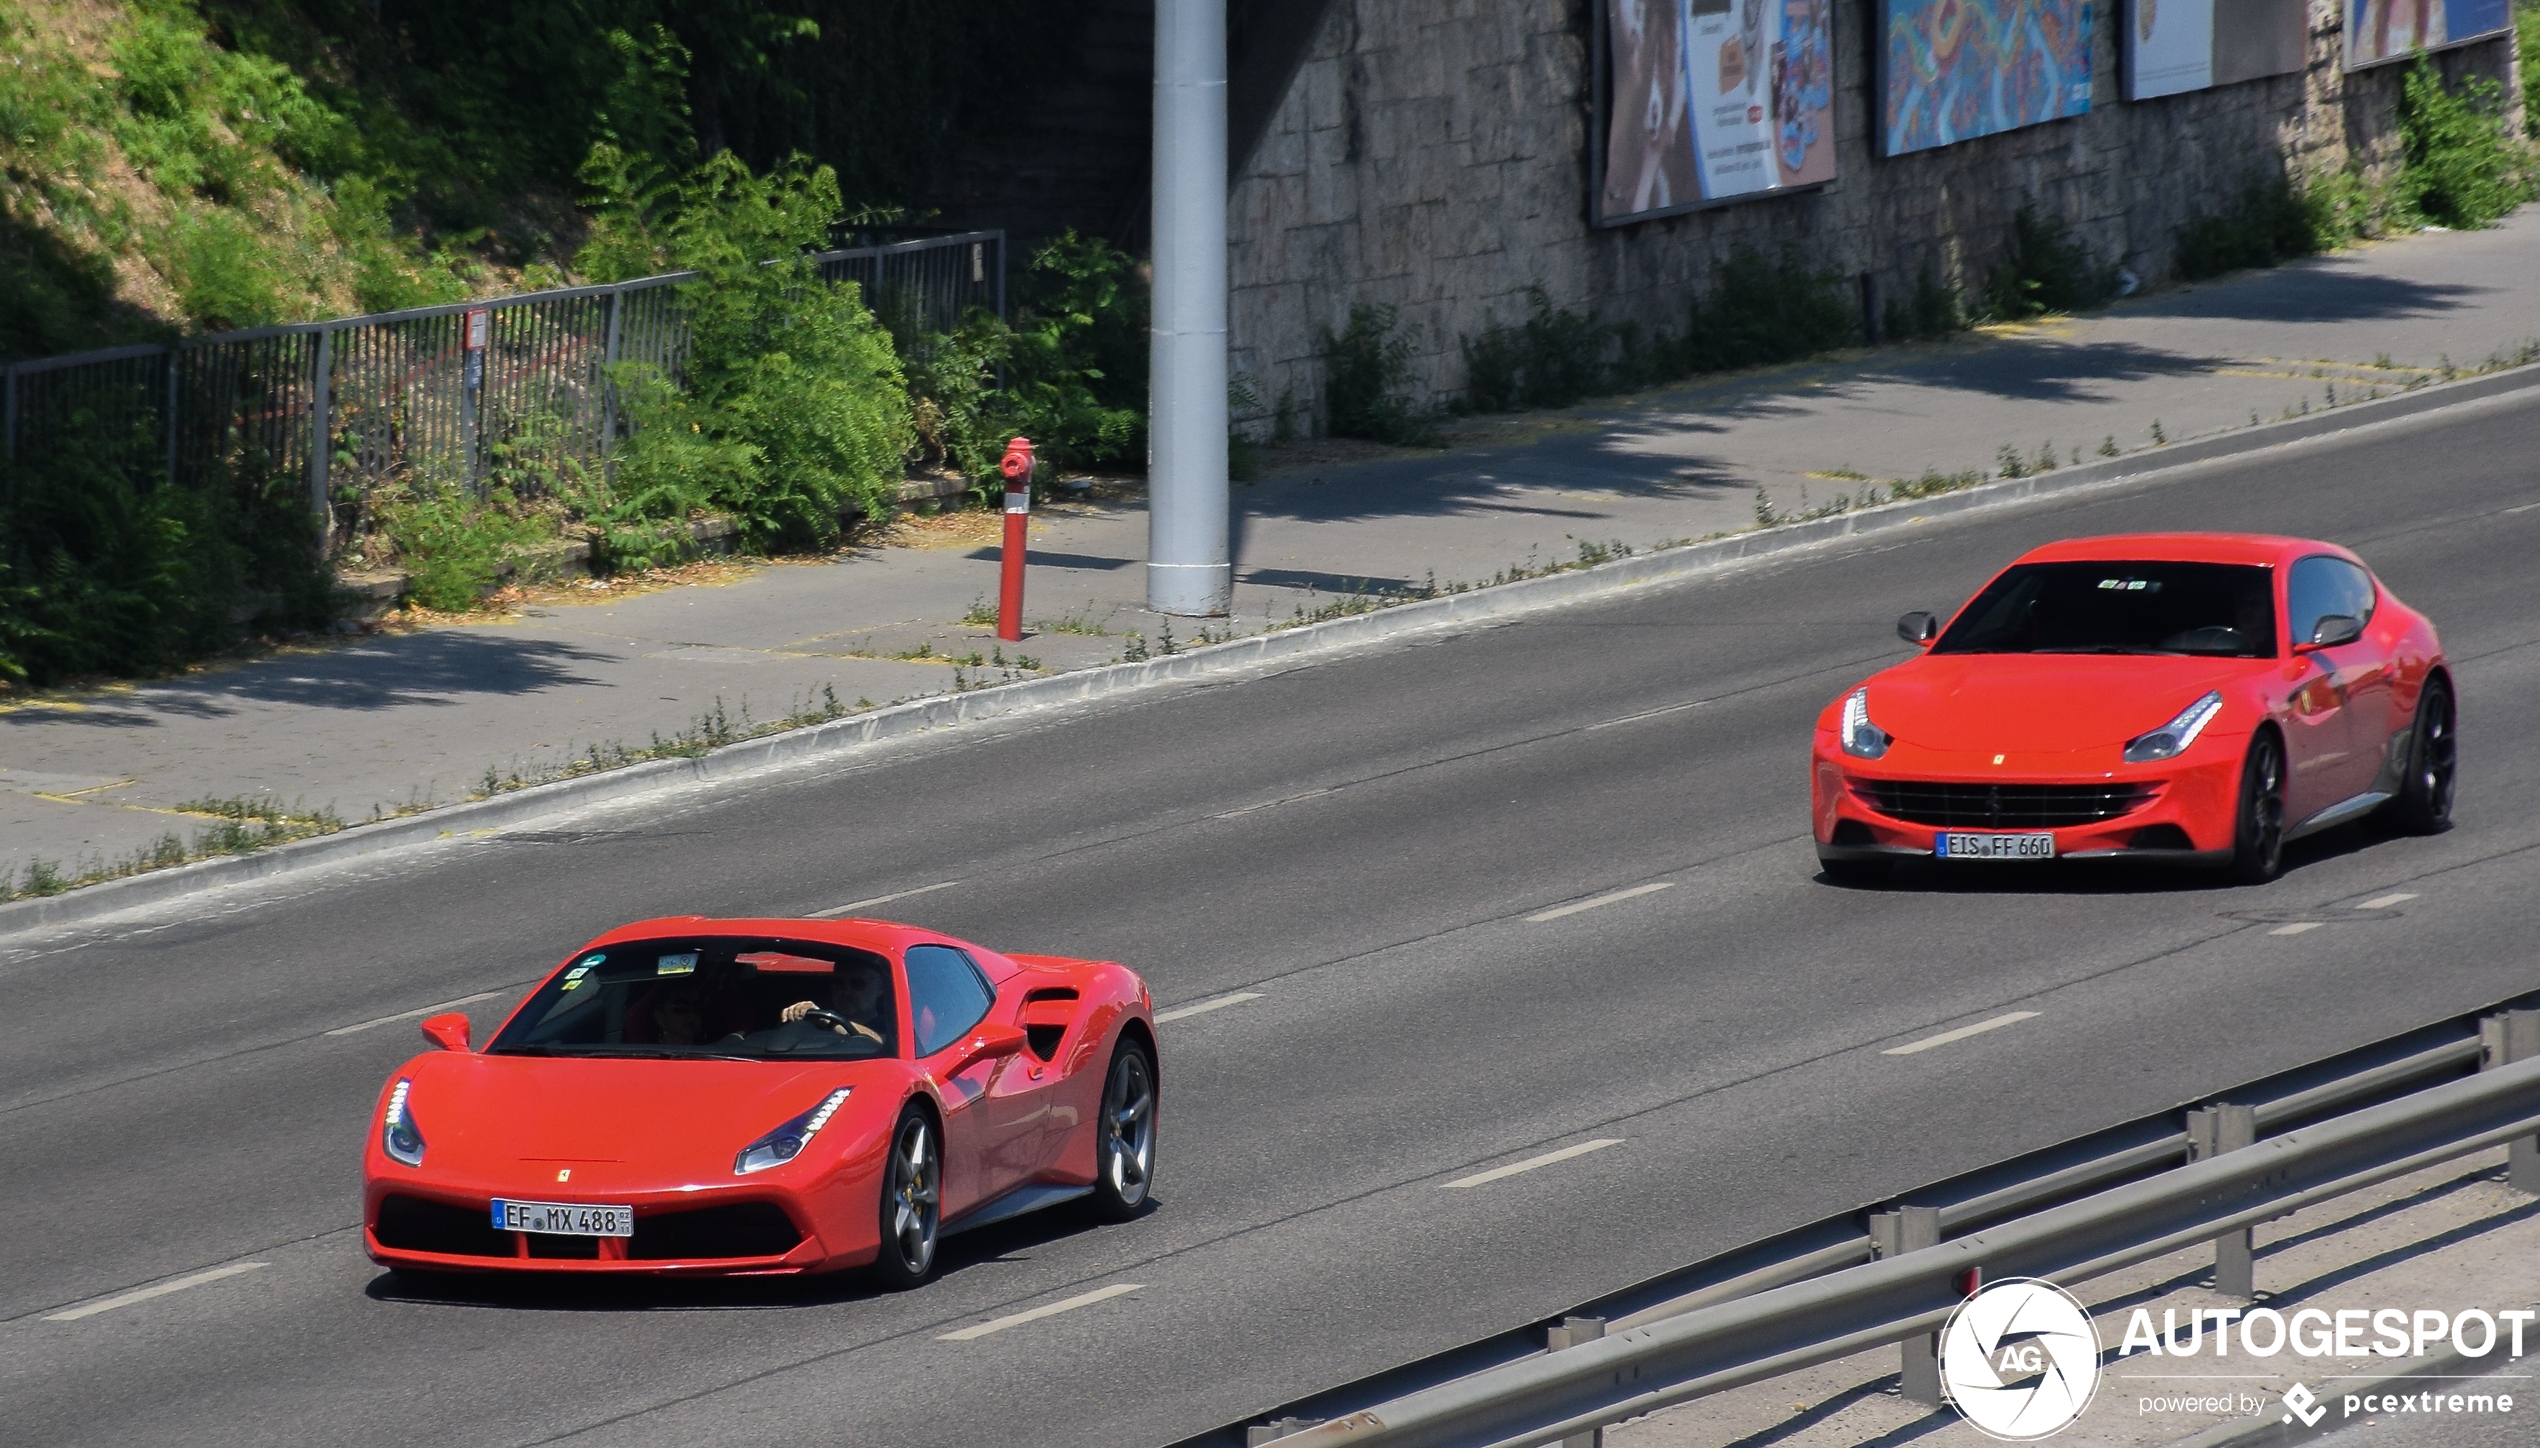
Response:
[657,952,699,976]
[2098,578,2161,592]
[576,954,606,968]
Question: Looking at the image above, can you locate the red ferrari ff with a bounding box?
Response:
[362,917,1157,1286]
[1813,534,2454,885]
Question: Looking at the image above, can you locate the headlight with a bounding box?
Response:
[1840,687,1891,759]
[2123,690,2224,763]
[734,1088,852,1175]
[382,1079,426,1168]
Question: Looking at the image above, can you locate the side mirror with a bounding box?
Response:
[947,1022,1029,1074]
[419,1012,472,1052]
[2296,614,2364,652]
[1897,611,1940,646]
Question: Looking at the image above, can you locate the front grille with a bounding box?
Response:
[375,1193,511,1258]
[1859,780,2151,829]
[629,1202,802,1260]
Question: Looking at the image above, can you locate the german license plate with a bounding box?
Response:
[1937,831,2056,860]
[493,1198,633,1236]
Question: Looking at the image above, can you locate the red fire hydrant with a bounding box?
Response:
[996,437,1034,643]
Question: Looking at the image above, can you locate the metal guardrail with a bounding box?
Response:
[0,231,1004,534]
[1208,1005,2540,1448]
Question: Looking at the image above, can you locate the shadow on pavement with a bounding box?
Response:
[4,631,618,726]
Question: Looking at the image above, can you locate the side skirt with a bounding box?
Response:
[942,1181,1094,1237]
[2286,790,2394,842]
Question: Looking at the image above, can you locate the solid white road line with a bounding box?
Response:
[1440,1139,1624,1189]
[937,1283,1141,1341]
[46,1262,269,1321]
[2270,922,2324,937]
[1884,1011,2039,1056]
[2360,892,2419,909]
[326,990,506,1037]
[1215,788,1332,820]
[1526,882,1673,923]
[811,880,961,918]
[1153,992,1263,1024]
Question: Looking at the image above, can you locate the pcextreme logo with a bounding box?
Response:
[1938,1279,2103,1441]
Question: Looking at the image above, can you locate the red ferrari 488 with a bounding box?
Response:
[362,917,1157,1286]
[1813,533,2454,884]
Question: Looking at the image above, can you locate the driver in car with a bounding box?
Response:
[777,961,888,1044]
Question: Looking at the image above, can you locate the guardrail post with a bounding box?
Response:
[2480,1011,2540,1193]
[1246,1418,1322,1444]
[2188,1103,2258,1298]
[1871,1206,1944,1405]
[1546,1317,1608,1447]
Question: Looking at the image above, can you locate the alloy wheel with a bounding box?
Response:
[1101,1048,1155,1209]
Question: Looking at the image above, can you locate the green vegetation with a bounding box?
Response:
[1981,203,2119,321]
[1323,303,1443,445]
[1462,288,1611,412]
[2522,0,2540,131]
[2395,55,2532,228]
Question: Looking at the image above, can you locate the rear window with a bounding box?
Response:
[1934,561,2278,658]
[488,937,897,1060]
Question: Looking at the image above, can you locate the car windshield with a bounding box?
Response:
[1934,561,2278,658]
[487,937,897,1060]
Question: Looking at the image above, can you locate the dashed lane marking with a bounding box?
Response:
[937,1283,1141,1341]
[1526,882,1674,923]
[811,880,961,918]
[1440,1139,1624,1189]
[1586,700,1706,731]
[2270,922,2324,937]
[327,990,507,1037]
[46,1263,269,1321]
[1884,1011,2040,1056]
[2360,893,2419,909]
[1153,992,1263,1024]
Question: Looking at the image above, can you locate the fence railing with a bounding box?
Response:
[1200,1002,2540,1448]
[0,230,1004,539]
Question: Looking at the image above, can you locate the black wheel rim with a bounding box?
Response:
[2420,689,2456,820]
[1102,1050,1155,1208]
[2249,738,2284,872]
[886,1117,938,1274]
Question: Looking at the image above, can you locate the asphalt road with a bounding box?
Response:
[4,390,2538,1448]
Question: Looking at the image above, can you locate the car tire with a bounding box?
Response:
[1817,855,1888,887]
[2382,677,2456,836]
[2227,731,2287,885]
[868,1105,941,1290]
[1086,1037,1157,1224]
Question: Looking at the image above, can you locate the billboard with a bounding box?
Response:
[2343,0,2514,68]
[1878,0,2095,158]
[1596,0,1838,225]
[2123,0,2307,100]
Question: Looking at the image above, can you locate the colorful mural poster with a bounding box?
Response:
[1878,0,2095,158]
[2123,0,2305,100]
[2343,0,2513,68]
[1599,0,1836,224]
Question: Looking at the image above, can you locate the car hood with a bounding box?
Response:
[396,1052,895,1182]
[1866,653,2265,753]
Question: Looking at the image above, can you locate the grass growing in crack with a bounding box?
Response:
[961,595,997,627]
[2,795,356,901]
[1034,607,1109,636]
[470,686,861,800]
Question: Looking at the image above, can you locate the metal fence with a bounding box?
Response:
[0,230,1004,538]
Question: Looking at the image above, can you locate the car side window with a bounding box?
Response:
[2286,556,2376,647]
[904,944,995,1058]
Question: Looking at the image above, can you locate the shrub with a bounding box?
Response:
[2396,56,2532,229]
[1883,265,1965,340]
[1461,289,1611,412]
[1322,303,1441,445]
[1686,247,1858,371]
[378,486,550,610]
[1981,203,2119,320]
[2175,177,2325,279]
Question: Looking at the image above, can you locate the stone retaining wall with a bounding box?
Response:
[1225,0,2522,434]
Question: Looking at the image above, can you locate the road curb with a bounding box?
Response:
[2167,1312,2537,1446]
[6,360,2536,939]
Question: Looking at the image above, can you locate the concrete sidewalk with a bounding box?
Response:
[5,212,2539,891]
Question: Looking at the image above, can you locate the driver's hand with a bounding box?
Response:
[779,1000,816,1023]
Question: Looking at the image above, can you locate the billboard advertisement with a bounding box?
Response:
[2123,0,2306,100]
[1597,0,1837,225]
[1878,0,2095,158]
[2343,0,2514,69]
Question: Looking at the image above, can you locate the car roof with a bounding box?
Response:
[2011,533,2358,569]
[583,916,942,957]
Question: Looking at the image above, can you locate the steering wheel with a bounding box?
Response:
[796,1007,855,1035]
